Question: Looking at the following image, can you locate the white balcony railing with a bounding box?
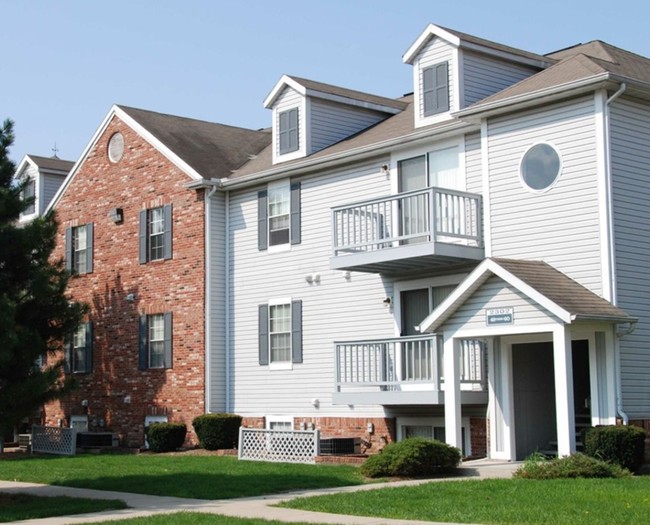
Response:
[332,187,482,256]
[335,335,486,393]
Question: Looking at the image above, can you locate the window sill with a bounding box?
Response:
[269,362,293,371]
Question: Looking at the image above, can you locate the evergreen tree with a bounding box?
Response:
[0,119,86,449]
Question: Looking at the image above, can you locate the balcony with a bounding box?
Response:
[332,334,488,406]
[330,187,484,274]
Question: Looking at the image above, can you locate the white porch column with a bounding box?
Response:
[488,337,515,460]
[553,326,576,456]
[444,336,462,449]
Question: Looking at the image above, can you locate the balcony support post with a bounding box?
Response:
[443,335,462,450]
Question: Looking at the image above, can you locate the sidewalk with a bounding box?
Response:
[0,459,519,525]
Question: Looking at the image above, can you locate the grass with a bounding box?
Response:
[281,477,650,525]
[0,454,364,499]
[0,493,126,522]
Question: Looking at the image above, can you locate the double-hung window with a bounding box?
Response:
[139,204,172,263]
[278,108,299,154]
[65,322,93,373]
[422,62,449,117]
[22,178,36,215]
[258,300,302,368]
[258,180,301,250]
[139,312,172,369]
[65,223,94,275]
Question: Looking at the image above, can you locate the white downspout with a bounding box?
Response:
[204,184,218,415]
[225,190,231,413]
[604,83,628,424]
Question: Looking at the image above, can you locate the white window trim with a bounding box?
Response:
[265,415,294,430]
[413,47,459,128]
[268,297,293,370]
[19,175,39,221]
[518,141,563,194]
[267,179,292,253]
[390,137,466,195]
[396,416,471,456]
[272,99,307,164]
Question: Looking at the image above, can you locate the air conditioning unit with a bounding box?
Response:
[319,437,361,455]
[76,432,119,448]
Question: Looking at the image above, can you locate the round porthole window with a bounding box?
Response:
[520,143,561,192]
[108,132,125,163]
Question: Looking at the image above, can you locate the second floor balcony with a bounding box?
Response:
[332,334,488,406]
[330,187,484,274]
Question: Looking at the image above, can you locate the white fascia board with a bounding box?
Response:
[303,89,403,115]
[46,106,117,212]
[13,156,35,181]
[263,75,306,109]
[114,106,203,182]
[403,23,460,64]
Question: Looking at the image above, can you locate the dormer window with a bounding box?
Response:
[279,108,299,154]
[423,62,449,117]
[22,178,36,215]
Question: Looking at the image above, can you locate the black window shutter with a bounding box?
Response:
[64,338,72,374]
[279,111,289,154]
[290,182,301,245]
[288,108,299,152]
[139,210,148,264]
[84,322,93,373]
[163,312,173,368]
[422,67,435,116]
[435,62,449,113]
[258,304,269,365]
[65,227,73,271]
[163,204,173,260]
[291,300,303,364]
[138,315,148,370]
[85,223,94,274]
[258,190,268,251]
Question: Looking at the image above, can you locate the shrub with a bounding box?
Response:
[513,452,630,479]
[585,424,646,472]
[192,413,242,450]
[361,437,461,478]
[145,422,187,453]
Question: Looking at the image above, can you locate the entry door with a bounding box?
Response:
[512,342,557,460]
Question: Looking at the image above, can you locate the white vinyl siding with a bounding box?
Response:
[462,51,538,107]
[486,96,602,293]
[208,190,227,412]
[309,98,386,154]
[464,132,482,194]
[228,160,395,417]
[609,98,650,418]
[414,36,455,126]
[442,275,561,334]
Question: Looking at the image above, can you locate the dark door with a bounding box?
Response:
[513,342,557,460]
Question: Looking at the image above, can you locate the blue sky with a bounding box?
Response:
[4,0,650,164]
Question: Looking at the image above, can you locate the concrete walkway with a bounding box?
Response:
[0,459,519,525]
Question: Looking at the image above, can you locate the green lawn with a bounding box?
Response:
[0,454,364,499]
[0,493,126,522]
[281,477,650,525]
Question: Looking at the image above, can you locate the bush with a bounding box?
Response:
[145,422,187,453]
[361,437,461,478]
[513,452,630,479]
[585,424,646,472]
[192,413,242,450]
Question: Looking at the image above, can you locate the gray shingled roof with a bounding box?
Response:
[491,258,632,321]
[118,106,271,180]
[27,155,74,173]
[286,76,408,111]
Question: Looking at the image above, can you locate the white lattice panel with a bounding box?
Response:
[31,425,77,456]
[238,428,320,464]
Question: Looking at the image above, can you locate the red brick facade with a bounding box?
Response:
[45,116,206,447]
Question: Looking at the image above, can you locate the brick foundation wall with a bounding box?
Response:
[629,419,650,463]
[242,416,396,454]
[45,116,206,448]
[469,417,487,458]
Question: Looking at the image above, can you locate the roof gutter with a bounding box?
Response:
[222,120,476,190]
